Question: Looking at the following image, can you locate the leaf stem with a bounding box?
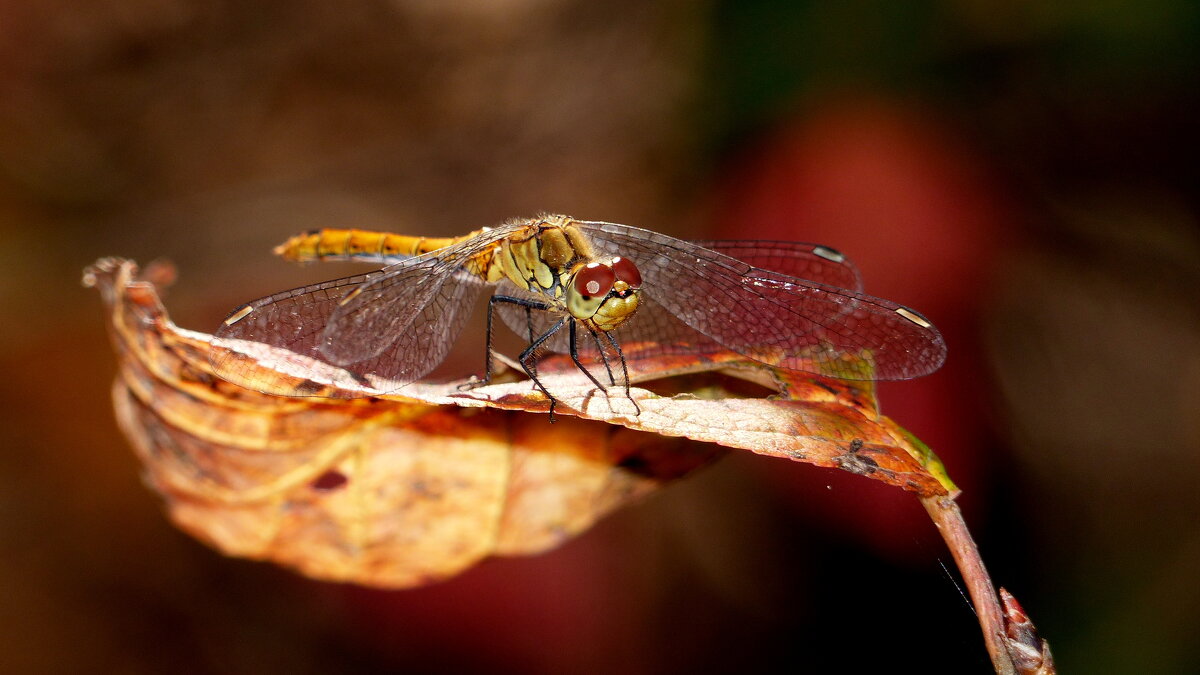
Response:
[921,494,1016,675]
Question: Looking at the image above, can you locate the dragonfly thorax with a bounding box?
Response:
[496,218,643,333]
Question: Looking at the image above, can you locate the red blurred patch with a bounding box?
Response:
[336,533,640,674]
[714,95,1012,561]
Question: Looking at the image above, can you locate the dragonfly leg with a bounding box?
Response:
[568,320,609,392]
[462,294,551,389]
[583,324,617,386]
[519,317,569,421]
[604,331,640,415]
[520,306,539,381]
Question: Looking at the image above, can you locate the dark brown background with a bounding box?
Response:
[2,1,1197,672]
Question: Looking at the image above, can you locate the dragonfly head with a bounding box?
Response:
[565,256,642,331]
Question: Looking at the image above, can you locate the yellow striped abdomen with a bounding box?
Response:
[273,228,473,264]
[273,227,506,283]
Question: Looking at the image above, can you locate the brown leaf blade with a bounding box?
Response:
[455,354,954,496]
[84,257,953,587]
[85,258,718,588]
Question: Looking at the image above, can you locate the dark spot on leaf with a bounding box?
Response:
[294,379,326,395]
[813,380,839,396]
[409,479,440,499]
[310,470,348,492]
[178,362,214,386]
[834,446,879,476]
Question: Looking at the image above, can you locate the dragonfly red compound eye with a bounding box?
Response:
[610,256,642,288]
[574,262,616,299]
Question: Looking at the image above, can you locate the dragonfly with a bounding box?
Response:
[211,215,946,415]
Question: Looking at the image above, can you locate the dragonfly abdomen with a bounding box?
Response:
[274,229,473,264]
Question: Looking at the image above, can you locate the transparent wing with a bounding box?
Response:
[493,238,864,352]
[688,240,862,292]
[211,222,530,396]
[578,221,946,381]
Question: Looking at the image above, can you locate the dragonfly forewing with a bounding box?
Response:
[578,221,946,381]
[687,240,863,292]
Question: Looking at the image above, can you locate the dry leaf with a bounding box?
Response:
[84,257,953,588]
[86,258,719,587]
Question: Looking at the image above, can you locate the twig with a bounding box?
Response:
[921,494,1016,675]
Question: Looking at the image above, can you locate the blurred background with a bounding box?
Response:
[2,1,1198,672]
